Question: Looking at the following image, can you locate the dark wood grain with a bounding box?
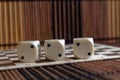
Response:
[0,1,120,50]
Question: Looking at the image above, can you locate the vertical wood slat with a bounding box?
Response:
[9,2,14,49]
[0,2,3,50]
[67,1,71,43]
[107,0,112,41]
[4,2,10,49]
[116,0,120,42]
[111,0,116,42]
[80,1,87,37]
[59,0,62,39]
[71,1,75,39]
[119,1,120,40]
[19,1,24,41]
[63,1,67,40]
[92,1,97,39]
[14,2,19,43]
[103,1,108,41]
[98,1,104,39]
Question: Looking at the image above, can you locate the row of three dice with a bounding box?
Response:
[17,38,94,62]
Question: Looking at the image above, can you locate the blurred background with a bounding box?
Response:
[0,0,120,50]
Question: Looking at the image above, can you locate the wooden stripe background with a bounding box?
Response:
[0,1,52,50]
[52,0,81,43]
[81,0,120,42]
[0,0,120,50]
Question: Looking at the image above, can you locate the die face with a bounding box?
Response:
[17,41,40,62]
[44,40,65,60]
[74,38,94,58]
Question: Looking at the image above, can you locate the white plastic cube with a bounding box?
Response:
[73,38,94,58]
[44,39,65,61]
[17,40,41,62]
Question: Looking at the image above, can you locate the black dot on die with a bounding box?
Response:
[77,43,80,46]
[58,53,62,57]
[88,52,91,56]
[21,56,24,59]
[47,44,51,47]
[30,45,34,48]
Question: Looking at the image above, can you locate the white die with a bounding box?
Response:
[44,39,65,61]
[73,38,94,59]
[17,40,41,62]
